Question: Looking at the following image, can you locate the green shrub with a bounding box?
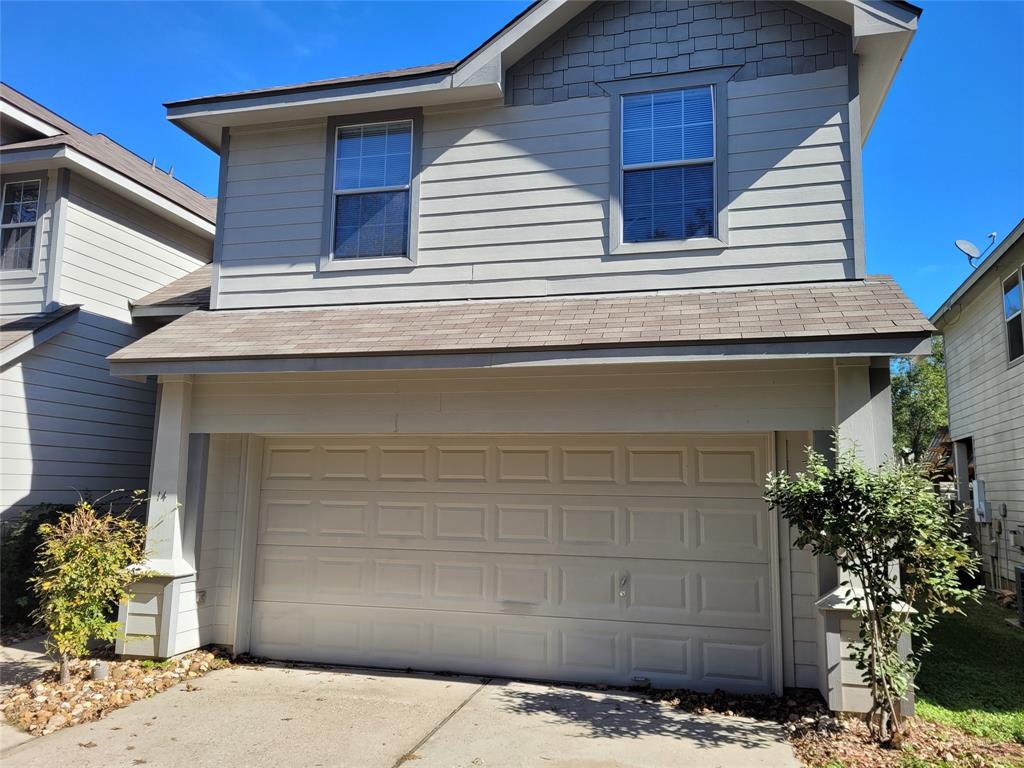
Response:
[31,495,148,683]
[764,442,980,745]
[0,504,70,626]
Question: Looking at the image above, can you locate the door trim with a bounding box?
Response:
[229,435,264,655]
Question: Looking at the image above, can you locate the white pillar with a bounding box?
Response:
[834,358,890,467]
[144,374,193,576]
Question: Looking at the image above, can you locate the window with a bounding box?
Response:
[331,120,412,260]
[1004,269,1023,363]
[1,180,40,271]
[621,85,715,243]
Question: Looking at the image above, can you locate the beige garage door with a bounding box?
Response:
[249,433,776,692]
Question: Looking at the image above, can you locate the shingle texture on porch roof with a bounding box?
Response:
[133,263,212,309]
[110,277,933,364]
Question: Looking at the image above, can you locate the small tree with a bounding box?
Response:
[30,495,148,684]
[764,443,979,744]
[891,336,947,460]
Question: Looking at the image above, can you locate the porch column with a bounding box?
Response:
[144,374,194,575]
[117,374,200,659]
[824,357,912,714]
[833,357,892,467]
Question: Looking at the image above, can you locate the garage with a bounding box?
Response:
[247,433,778,692]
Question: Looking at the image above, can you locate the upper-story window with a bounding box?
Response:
[1004,268,1023,363]
[1,179,40,271]
[332,120,412,260]
[621,85,715,243]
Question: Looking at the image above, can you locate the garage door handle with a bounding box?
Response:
[619,572,629,598]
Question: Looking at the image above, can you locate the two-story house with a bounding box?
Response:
[0,84,215,516]
[110,0,929,712]
[932,220,1024,595]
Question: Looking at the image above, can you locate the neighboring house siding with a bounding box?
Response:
[216,63,853,309]
[944,242,1024,589]
[1,172,211,516]
[0,169,56,316]
[60,174,210,322]
[506,0,849,106]
[0,313,155,513]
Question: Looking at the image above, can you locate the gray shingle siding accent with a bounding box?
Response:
[506,0,849,107]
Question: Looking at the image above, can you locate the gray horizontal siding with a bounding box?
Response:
[943,242,1024,588]
[215,66,853,309]
[60,175,210,322]
[0,312,155,515]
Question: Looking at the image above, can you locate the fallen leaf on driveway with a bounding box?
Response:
[79,741,97,748]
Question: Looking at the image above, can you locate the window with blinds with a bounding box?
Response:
[621,85,715,243]
[332,120,412,259]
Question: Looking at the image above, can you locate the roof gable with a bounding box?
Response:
[165,0,919,151]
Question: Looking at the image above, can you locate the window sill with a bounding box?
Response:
[611,237,727,256]
[0,268,39,281]
[319,255,415,273]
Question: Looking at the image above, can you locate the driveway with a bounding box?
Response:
[1,664,798,768]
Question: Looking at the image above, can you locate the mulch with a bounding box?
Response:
[0,649,229,737]
[793,716,1024,768]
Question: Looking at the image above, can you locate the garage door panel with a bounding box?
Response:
[253,546,769,630]
[260,434,769,500]
[249,602,772,692]
[258,492,770,563]
[250,432,776,692]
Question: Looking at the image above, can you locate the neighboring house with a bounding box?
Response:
[0,84,215,516]
[932,220,1024,592]
[109,0,930,713]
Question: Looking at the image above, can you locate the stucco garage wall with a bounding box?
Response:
[184,359,835,689]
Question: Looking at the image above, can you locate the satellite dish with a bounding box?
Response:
[955,233,998,269]
[955,239,981,262]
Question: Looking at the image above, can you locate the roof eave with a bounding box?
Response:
[109,333,933,379]
[0,305,81,368]
[0,143,215,240]
[166,71,496,153]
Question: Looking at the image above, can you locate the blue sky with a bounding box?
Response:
[2,1,1022,315]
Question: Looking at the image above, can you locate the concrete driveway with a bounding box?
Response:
[1,665,798,768]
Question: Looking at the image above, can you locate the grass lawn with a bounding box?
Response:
[915,594,1024,744]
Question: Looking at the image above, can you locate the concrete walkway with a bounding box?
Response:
[1,665,798,768]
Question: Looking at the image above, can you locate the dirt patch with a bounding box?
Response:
[793,716,1024,768]
[0,649,229,737]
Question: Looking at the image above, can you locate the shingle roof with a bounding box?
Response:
[1,83,216,224]
[110,277,933,364]
[132,263,212,310]
[1,305,79,352]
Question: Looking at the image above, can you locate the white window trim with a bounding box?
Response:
[1003,266,1024,368]
[604,68,736,257]
[319,109,422,273]
[0,177,45,280]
